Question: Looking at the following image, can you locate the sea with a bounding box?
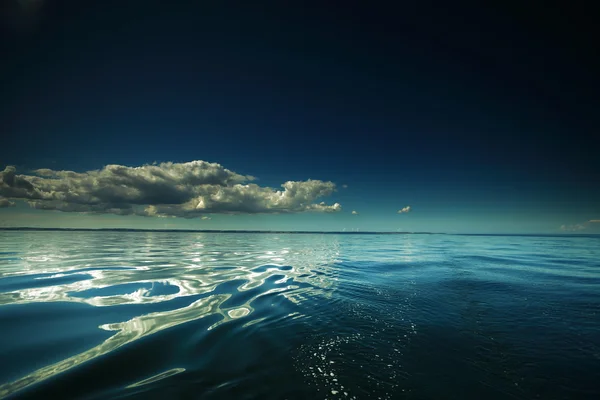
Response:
[0,230,599,399]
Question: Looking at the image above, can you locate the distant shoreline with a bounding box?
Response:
[0,227,598,237]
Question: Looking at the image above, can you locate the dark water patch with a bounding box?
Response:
[13,312,225,400]
[0,302,114,386]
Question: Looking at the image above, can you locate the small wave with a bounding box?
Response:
[1,231,599,399]
[126,368,186,388]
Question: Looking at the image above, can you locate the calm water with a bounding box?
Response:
[0,232,599,399]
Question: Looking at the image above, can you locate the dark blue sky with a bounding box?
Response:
[1,1,598,232]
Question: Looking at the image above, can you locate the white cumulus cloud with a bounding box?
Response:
[0,161,342,218]
[351,210,358,215]
[397,206,411,214]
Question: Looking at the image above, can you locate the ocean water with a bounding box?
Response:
[0,231,599,400]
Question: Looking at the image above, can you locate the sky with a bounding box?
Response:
[1,0,599,233]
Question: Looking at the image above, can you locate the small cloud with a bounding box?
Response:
[560,219,600,232]
[0,197,15,208]
[351,210,358,215]
[560,223,587,232]
[342,184,348,189]
[201,216,211,220]
[397,206,411,214]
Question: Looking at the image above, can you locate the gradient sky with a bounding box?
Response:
[1,1,598,233]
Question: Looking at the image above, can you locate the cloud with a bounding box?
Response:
[0,161,342,218]
[560,219,600,232]
[0,197,16,208]
[351,210,358,215]
[560,224,588,232]
[342,184,348,189]
[201,216,211,220]
[397,206,411,214]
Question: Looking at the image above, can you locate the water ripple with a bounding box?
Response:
[1,232,599,399]
[0,232,340,398]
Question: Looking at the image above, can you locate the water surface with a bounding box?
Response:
[0,232,599,399]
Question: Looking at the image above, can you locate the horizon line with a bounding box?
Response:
[0,227,598,237]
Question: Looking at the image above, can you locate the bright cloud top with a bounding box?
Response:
[351,210,359,215]
[397,206,411,214]
[0,161,342,218]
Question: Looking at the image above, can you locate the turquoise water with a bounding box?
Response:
[0,231,599,399]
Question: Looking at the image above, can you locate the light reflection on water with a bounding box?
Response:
[1,232,599,400]
[0,232,340,398]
